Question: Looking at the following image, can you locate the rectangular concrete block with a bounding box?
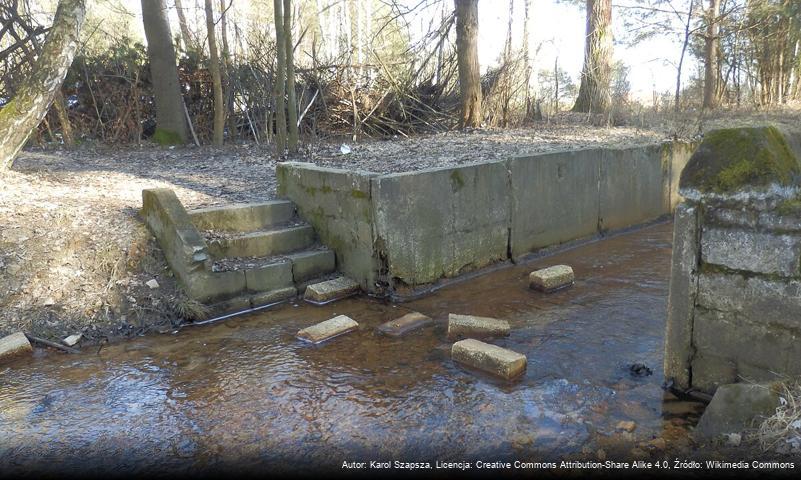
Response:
[188,200,296,232]
[297,315,359,344]
[451,339,527,380]
[304,276,360,304]
[184,270,247,303]
[701,227,801,276]
[288,249,336,282]
[690,352,738,394]
[697,272,801,332]
[250,286,297,307]
[599,145,669,231]
[447,314,510,338]
[244,260,293,293]
[0,332,32,364]
[509,149,601,257]
[207,225,315,259]
[665,203,700,390]
[376,312,432,337]
[529,265,574,292]
[371,161,510,286]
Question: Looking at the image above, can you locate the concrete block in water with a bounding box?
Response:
[447,314,510,338]
[695,383,780,440]
[297,315,359,344]
[304,276,360,304]
[376,311,432,337]
[529,265,575,292]
[0,332,32,364]
[451,339,527,380]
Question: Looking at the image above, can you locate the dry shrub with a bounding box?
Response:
[752,381,801,454]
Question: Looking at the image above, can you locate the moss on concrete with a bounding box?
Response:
[679,126,800,194]
[351,189,368,199]
[152,128,184,146]
[450,170,465,191]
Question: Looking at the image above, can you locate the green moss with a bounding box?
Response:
[450,170,465,191]
[152,128,184,146]
[351,189,368,199]
[320,185,333,194]
[679,126,800,194]
[776,197,801,216]
[304,185,317,196]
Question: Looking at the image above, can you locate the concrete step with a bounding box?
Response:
[206,224,316,259]
[188,200,296,232]
[287,249,336,282]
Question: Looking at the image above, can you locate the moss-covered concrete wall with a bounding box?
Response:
[278,140,696,297]
[666,126,801,395]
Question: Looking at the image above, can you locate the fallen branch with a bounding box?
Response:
[25,334,80,354]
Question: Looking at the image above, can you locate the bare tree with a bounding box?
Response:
[204,0,224,145]
[573,0,613,113]
[174,0,197,51]
[0,0,86,170]
[142,0,188,144]
[454,0,482,128]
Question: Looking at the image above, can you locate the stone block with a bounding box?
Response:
[701,227,801,276]
[529,265,574,292]
[695,383,780,439]
[250,287,297,307]
[371,161,510,286]
[244,260,293,292]
[206,225,315,259]
[188,200,295,232]
[697,272,801,332]
[304,276,360,304]
[184,270,247,304]
[451,339,527,380]
[297,315,359,344]
[665,203,700,390]
[0,332,32,364]
[447,314,510,338]
[376,312,432,337]
[690,353,737,394]
[509,149,601,257]
[288,249,336,282]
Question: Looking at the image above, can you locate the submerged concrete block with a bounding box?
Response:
[376,311,432,337]
[695,383,780,439]
[297,315,359,344]
[529,265,575,292]
[451,339,527,380]
[0,332,32,364]
[250,286,297,307]
[304,276,360,304]
[447,314,510,338]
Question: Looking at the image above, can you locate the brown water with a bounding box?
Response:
[0,222,704,475]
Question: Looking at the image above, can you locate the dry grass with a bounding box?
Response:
[752,381,801,454]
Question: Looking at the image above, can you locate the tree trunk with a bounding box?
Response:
[204,0,224,145]
[53,90,75,146]
[675,0,695,113]
[572,0,612,113]
[454,0,482,129]
[703,0,721,110]
[273,0,287,155]
[523,0,532,120]
[284,0,299,152]
[0,0,86,171]
[142,0,188,144]
[220,0,236,141]
[174,0,196,51]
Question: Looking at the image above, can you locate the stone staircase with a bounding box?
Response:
[141,189,339,314]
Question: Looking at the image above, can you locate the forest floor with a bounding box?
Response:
[2,108,800,350]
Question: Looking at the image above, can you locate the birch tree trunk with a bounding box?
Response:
[204,0,224,145]
[0,0,86,171]
[703,0,721,110]
[174,0,196,51]
[454,0,482,128]
[273,0,287,155]
[572,0,612,113]
[142,0,188,144]
[284,0,299,152]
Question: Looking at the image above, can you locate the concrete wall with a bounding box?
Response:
[278,140,697,295]
[276,162,380,291]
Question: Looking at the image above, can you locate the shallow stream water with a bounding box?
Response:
[0,222,705,475]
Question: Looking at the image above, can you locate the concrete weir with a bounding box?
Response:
[277,140,697,298]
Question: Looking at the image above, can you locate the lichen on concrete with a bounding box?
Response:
[680,126,801,195]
